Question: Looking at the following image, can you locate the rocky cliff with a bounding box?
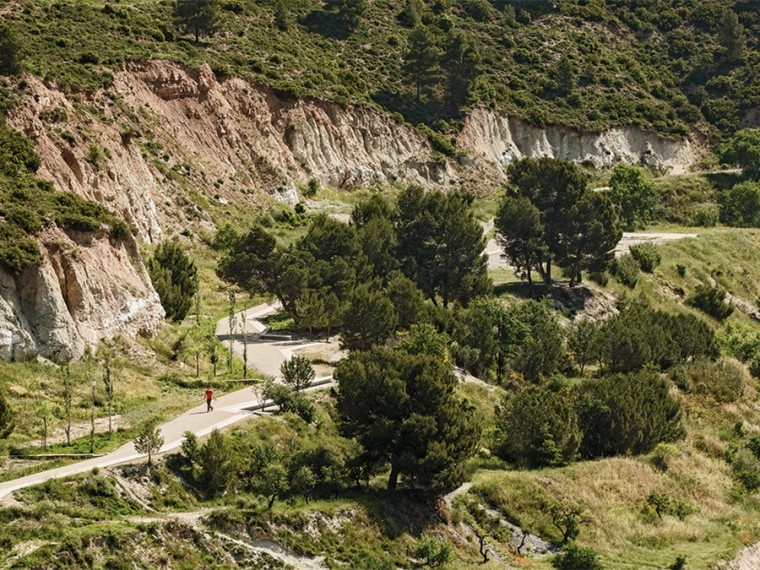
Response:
[0,227,163,361]
[2,61,703,359]
[458,108,699,174]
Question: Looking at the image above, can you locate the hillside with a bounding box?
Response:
[1,0,758,139]
[2,1,760,569]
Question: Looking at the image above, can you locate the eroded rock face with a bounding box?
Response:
[457,108,699,175]
[0,228,164,361]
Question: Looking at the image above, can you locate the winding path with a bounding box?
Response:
[0,302,331,501]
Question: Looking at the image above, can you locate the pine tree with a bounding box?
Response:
[147,240,198,322]
[341,285,398,351]
[335,347,480,494]
[0,24,22,75]
[404,26,442,102]
[280,355,316,392]
[174,0,220,43]
[198,429,235,497]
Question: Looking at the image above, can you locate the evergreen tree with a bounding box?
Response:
[495,195,546,286]
[387,272,425,330]
[510,300,566,383]
[275,0,290,31]
[0,24,22,76]
[576,369,685,458]
[609,164,659,230]
[504,158,589,284]
[556,54,575,95]
[718,8,745,63]
[325,0,367,31]
[174,0,220,43]
[148,240,198,322]
[404,26,442,102]
[401,0,423,28]
[198,429,236,497]
[559,191,621,286]
[496,385,581,468]
[442,30,481,107]
[335,347,480,493]
[280,355,316,392]
[341,285,398,351]
[396,187,490,307]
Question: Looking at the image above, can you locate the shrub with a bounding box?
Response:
[679,358,746,403]
[687,284,734,320]
[611,254,640,287]
[414,535,452,568]
[736,470,760,492]
[690,203,719,227]
[496,386,581,468]
[576,369,685,458]
[629,243,661,272]
[0,120,41,174]
[147,240,198,322]
[598,302,717,373]
[552,544,605,570]
[719,181,760,227]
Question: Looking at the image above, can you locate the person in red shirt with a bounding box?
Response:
[205,387,214,412]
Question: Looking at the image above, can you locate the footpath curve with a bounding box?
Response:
[0,302,330,501]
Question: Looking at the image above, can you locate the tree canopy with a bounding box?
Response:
[496,158,621,285]
[174,0,220,43]
[147,240,198,322]
[396,186,490,307]
[335,346,480,494]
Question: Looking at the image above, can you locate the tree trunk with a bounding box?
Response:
[196,354,200,377]
[268,495,276,509]
[387,464,399,491]
[545,258,552,284]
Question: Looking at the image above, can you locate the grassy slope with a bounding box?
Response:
[2,0,758,138]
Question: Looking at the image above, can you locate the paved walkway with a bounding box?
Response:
[0,302,331,501]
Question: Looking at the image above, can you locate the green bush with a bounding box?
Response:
[719,181,760,227]
[576,369,685,458]
[147,240,198,321]
[687,284,734,320]
[496,386,581,468]
[629,243,661,272]
[552,544,605,570]
[611,254,640,287]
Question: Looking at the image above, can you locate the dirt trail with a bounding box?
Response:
[615,231,697,255]
[124,509,328,570]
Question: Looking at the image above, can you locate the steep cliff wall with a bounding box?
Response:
[0,228,164,361]
[458,108,699,175]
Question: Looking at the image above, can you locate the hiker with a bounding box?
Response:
[205,387,214,412]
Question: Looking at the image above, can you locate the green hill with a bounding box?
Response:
[1,0,758,138]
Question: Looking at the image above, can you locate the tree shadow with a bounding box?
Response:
[300,9,350,41]
[494,281,597,317]
[337,487,441,539]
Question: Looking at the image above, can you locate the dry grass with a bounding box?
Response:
[466,378,760,569]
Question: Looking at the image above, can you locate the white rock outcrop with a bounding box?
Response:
[458,108,699,175]
[0,228,164,361]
